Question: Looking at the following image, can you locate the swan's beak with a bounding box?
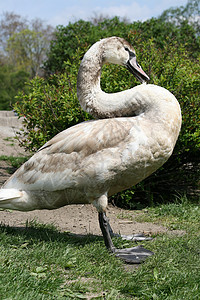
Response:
[126,56,150,83]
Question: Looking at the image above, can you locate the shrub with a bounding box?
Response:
[44,18,132,74]
[14,49,91,152]
[44,17,199,74]
[0,65,29,110]
[14,34,199,205]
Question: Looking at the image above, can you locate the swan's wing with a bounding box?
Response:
[4,119,132,191]
[39,118,131,155]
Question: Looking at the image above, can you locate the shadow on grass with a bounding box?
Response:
[0,221,103,247]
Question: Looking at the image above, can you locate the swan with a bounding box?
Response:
[0,37,182,263]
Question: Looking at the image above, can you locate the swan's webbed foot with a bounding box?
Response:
[121,234,153,241]
[114,245,154,264]
[98,212,154,264]
[112,232,153,241]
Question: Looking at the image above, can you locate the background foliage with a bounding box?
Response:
[15,53,91,151]
[0,64,29,110]
[4,0,200,205]
[0,12,54,109]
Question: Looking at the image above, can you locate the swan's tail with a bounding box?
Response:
[0,188,30,211]
[0,188,22,201]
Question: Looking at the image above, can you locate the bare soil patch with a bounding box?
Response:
[0,110,27,157]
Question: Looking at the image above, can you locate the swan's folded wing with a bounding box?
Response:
[4,119,132,191]
[39,118,131,155]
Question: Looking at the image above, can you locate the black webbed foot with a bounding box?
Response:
[114,245,154,264]
[99,212,154,264]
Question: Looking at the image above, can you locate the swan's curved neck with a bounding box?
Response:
[77,41,148,119]
[77,41,181,138]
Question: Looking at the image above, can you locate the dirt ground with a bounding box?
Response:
[0,111,174,237]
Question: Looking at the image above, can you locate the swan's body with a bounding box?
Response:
[1,85,181,211]
[0,37,181,263]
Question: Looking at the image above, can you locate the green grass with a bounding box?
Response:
[135,194,200,234]
[0,155,28,171]
[3,137,15,146]
[0,196,199,299]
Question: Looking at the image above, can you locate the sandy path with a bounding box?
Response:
[0,110,27,157]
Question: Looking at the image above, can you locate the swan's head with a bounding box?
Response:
[102,37,150,83]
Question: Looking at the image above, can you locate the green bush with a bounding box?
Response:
[112,38,200,206]
[44,18,132,74]
[44,17,199,74]
[14,22,199,206]
[14,50,91,152]
[0,65,29,110]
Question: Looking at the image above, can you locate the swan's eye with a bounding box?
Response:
[124,47,136,58]
[130,51,136,58]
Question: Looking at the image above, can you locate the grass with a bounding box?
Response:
[3,137,15,147]
[0,156,199,298]
[0,155,29,171]
[0,196,199,299]
[135,195,200,234]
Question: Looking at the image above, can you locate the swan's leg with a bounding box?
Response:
[94,195,151,242]
[98,212,154,264]
[98,212,115,252]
